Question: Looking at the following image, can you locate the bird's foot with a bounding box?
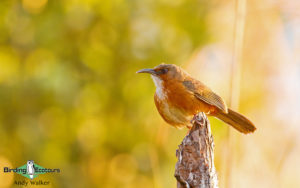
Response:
[192,112,206,126]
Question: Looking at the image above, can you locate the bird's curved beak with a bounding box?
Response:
[136,68,156,75]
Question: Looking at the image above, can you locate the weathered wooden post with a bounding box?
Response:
[175,113,218,188]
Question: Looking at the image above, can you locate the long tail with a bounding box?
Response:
[214,108,256,134]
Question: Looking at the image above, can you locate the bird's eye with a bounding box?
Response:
[159,68,168,74]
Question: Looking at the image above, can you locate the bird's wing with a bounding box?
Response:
[183,79,228,113]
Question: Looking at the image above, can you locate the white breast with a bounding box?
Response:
[151,75,167,100]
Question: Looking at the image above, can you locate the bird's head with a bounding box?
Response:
[137,63,187,82]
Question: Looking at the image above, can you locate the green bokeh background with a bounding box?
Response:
[0,0,211,187]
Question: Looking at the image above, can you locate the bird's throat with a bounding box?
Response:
[151,75,167,100]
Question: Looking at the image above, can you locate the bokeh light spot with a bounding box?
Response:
[77,118,105,151]
[0,47,19,83]
[22,0,48,14]
[109,154,138,183]
[24,48,56,79]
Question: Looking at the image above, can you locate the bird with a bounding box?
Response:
[27,160,35,180]
[137,63,256,134]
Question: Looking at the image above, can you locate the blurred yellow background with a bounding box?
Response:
[0,0,300,187]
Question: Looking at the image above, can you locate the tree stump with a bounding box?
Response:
[175,113,218,188]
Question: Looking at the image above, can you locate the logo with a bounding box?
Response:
[3,160,60,181]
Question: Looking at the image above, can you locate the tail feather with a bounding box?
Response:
[214,108,256,134]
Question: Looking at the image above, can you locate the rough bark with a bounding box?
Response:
[175,113,218,188]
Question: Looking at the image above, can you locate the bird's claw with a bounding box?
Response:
[191,112,206,126]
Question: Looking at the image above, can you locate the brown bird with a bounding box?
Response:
[137,64,256,134]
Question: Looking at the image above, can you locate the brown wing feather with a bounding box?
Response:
[183,79,228,113]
